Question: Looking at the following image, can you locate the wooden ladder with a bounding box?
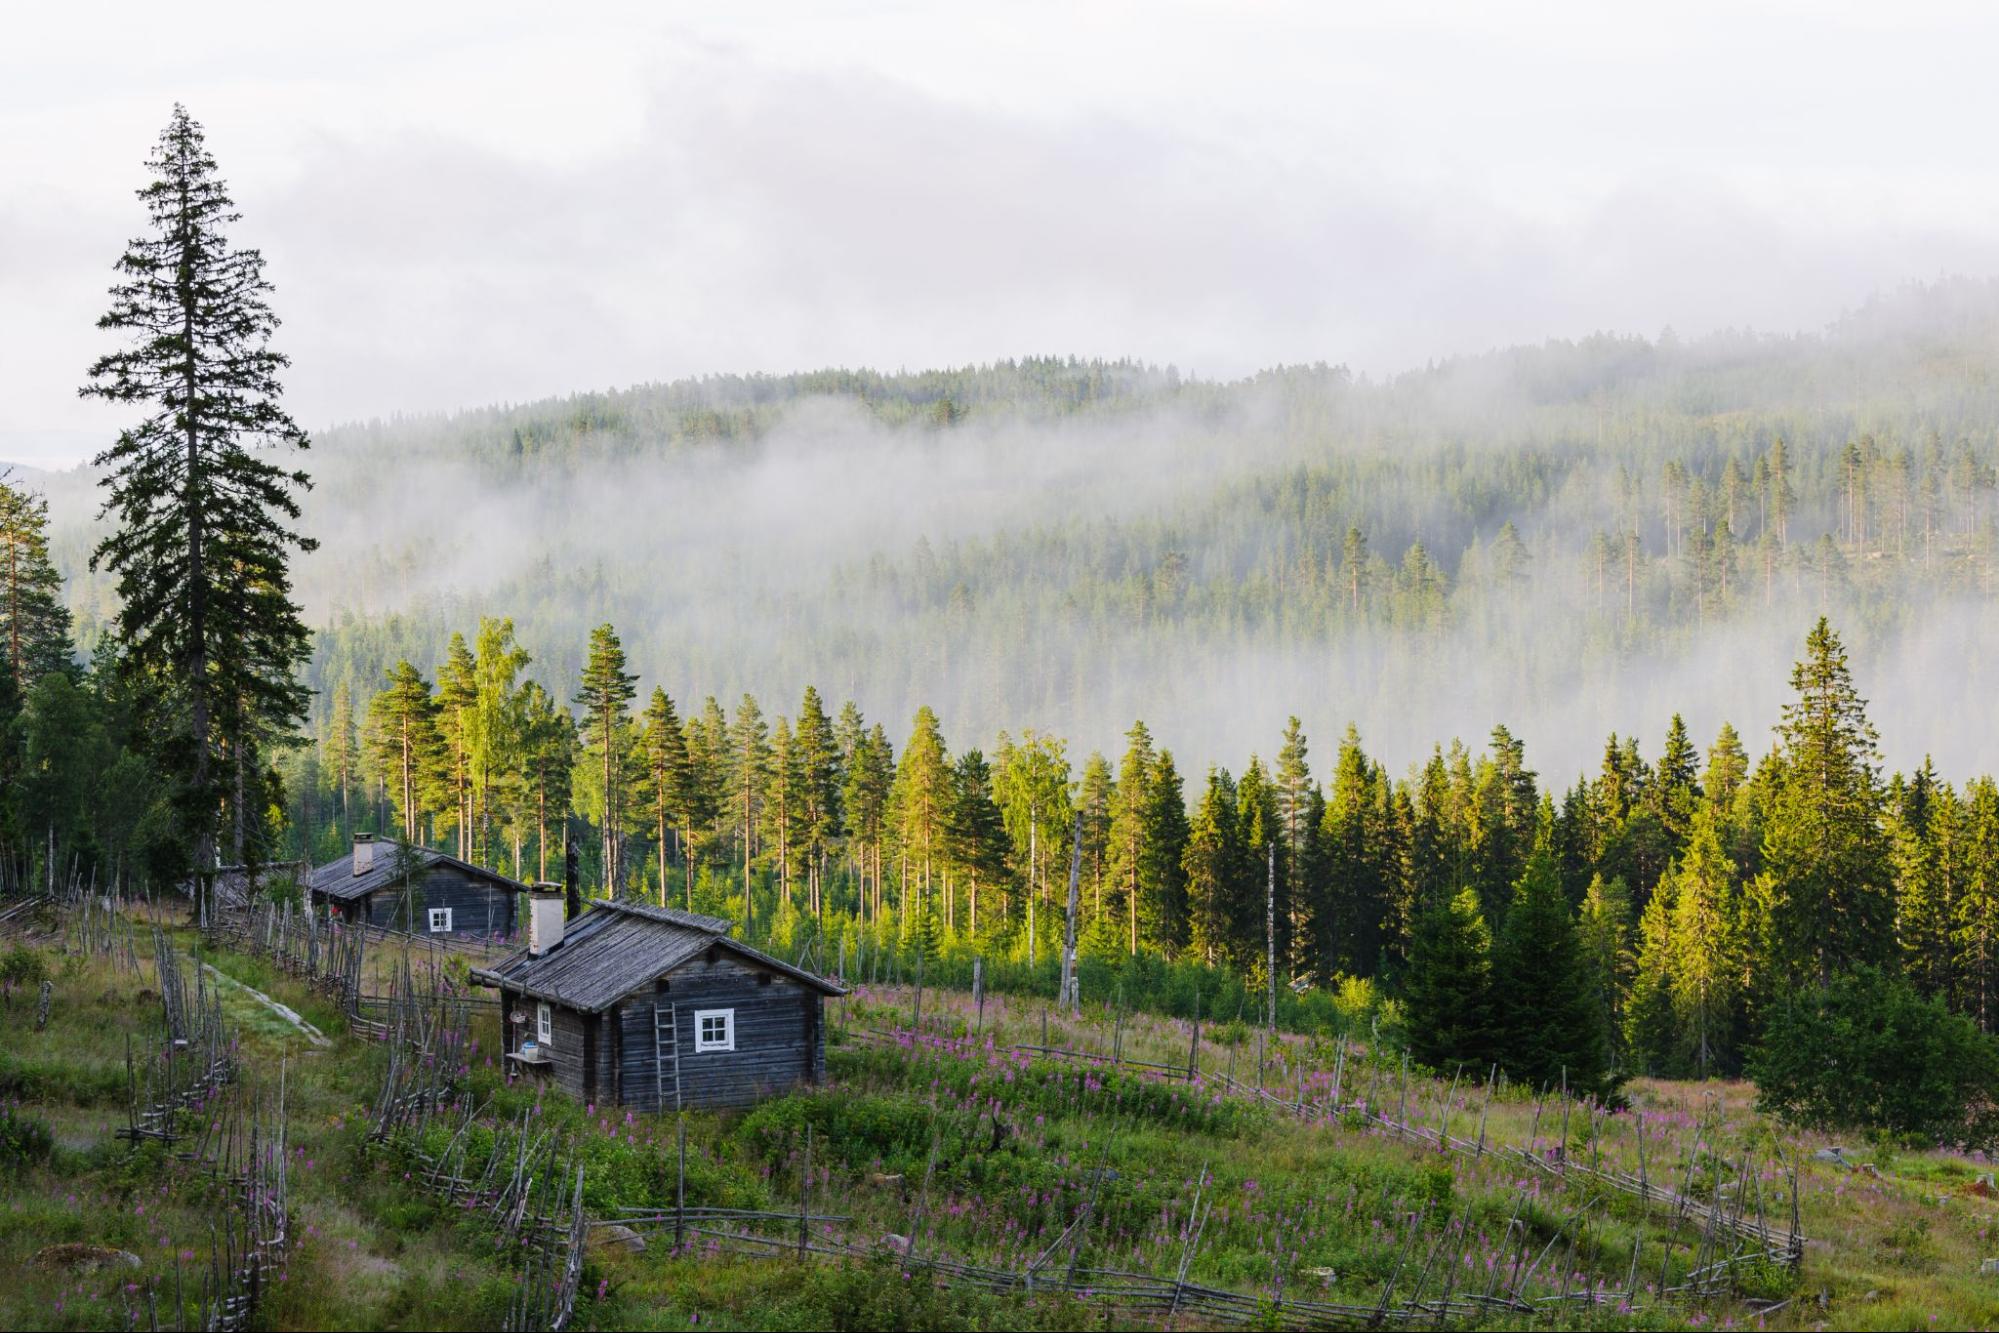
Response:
[653,1002,680,1111]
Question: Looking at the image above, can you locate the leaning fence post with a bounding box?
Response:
[675,1117,687,1252]
[1186,991,1201,1080]
[799,1123,812,1260]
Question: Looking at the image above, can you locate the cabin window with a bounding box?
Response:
[536,1002,553,1047]
[427,907,453,933]
[694,1008,735,1053]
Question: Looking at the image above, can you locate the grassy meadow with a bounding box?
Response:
[0,907,1995,1330]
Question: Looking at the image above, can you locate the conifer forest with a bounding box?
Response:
[11,17,1999,1332]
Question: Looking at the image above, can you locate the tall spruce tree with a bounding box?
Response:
[576,624,637,894]
[1493,848,1615,1097]
[82,106,313,914]
[1757,618,1892,984]
[1404,887,1497,1075]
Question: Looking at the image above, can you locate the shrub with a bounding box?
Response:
[0,1105,54,1174]
[1750,966,1999,1147]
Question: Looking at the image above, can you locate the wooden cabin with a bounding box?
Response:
[472,893,846,1111]
[180,861,310,912]
[307,834,523,940]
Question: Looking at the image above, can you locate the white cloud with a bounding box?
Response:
[9,1,1999,464]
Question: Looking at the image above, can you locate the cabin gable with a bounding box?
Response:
[478,900,840,1112]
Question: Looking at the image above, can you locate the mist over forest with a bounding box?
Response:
[38,277,1999,783]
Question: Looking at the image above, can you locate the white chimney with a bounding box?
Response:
[352,833,377,876]
[528,885,566,956]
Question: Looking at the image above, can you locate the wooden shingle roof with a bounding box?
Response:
[308,845,529,903]
[471,899,845,1011]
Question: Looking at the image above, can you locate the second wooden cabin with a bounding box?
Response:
[472,891,846,1112]
[307,833,525,940]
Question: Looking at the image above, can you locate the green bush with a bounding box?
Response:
[1750,966,1999,1147]
[0,1104,54,1174]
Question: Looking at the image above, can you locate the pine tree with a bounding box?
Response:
[1625,881,1678,1074]
[763,717,803,915]
[1144,750,1191,953]
[324,679,360,835]
[686,697,730,893]
[1341,526,1369,616]
[1236,759,1281,980]
[435,634,477,859]
[1955,778,1999,1031]
[729,693,771,924]
[1893,761,1958,1000]
[1323,725,1385,978]
[992,729,1070,956]
[1492,848,1614,1097]
[470,618,530,870]
[844,722,895,927]
[367,662,442,843]
[641,687,690,906]
[1703,722,1749,806]
[1667,807,1738,1076]
[946,749,1009,940]
[1653,713,1701,851]
[1273,717,1322,975]
[889,706,950,939]
[794,686,841,919]
[1106,720,1158,956]
[1758,618,1892,984]
[1077,753,1115,932]
[1183,767,1240,967]
[576,624,637,895]
[0,479,74,690]
[1576,874,1632,1066]
[1404,888,1497,1075]
[518,681,575,884]
[82,106,314,911]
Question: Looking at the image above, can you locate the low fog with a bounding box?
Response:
[41,285,1999,787]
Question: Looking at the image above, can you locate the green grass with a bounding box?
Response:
[2,913,1997,1329]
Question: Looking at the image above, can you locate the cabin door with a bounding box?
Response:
[652,1001,680,1111]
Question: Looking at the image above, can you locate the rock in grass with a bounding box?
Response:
[33,1244,141,1273]
[1811,1146,1850,1168]
[588,1224,646,1254]
[1981,1256,1999,1276]
[879,1233,912,1255]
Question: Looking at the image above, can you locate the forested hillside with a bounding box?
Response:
[38,278,1999,778]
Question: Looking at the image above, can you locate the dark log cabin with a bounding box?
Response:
[472,892,845,1111]
[308,834,523,940]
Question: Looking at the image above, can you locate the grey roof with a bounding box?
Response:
[471,898,845,1011]
[179,862,309,910]
[307,844,529,903]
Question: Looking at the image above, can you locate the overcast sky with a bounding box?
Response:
[7,1,1999,468]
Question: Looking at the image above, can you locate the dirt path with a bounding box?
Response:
[202,962,332,1048]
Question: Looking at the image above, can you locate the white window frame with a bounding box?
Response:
[427,906,453,934]
[694,1008,735,1053]
[536,1001,553,1047]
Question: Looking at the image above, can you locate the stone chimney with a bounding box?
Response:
[352,833,377,876]
[528,883,566,956]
